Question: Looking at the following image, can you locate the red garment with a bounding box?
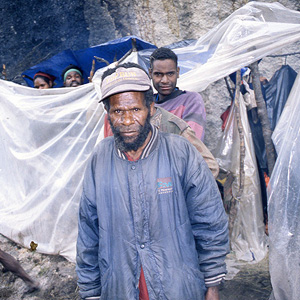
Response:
[124,152,150,300]
[220,105,231,131]
[33,71,56,82]
[104,114,113,138]
[139,267,149,300]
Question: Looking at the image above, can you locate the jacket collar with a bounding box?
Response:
[116,125,158,160]
[154,88,184,104]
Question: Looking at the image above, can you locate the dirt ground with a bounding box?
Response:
[0,234,272,300]
[220,254,272,300]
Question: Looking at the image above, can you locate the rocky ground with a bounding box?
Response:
[0,234,272,300]
[0,235,80,300]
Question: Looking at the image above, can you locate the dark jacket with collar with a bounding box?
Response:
[76,127,229,300]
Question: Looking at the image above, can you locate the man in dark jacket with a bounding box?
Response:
[76,62,229,300]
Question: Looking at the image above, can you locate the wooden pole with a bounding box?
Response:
[2,64,7,80]
[249,61,276,176]
[234,70,245,199]
[88,59,96,82]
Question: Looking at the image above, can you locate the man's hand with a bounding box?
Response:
[205,286,220,300]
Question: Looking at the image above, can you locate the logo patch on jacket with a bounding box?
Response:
[157,177,173,194]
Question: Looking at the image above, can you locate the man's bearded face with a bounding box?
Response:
[107,91,152,152]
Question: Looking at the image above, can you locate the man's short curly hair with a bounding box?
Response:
[149,47,178,69]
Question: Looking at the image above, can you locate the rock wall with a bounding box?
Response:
[1,0,299,80]
[0,0,299,149]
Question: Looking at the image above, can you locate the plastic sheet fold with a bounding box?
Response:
[214,92,267,262]
[174,2,300,92]
[268,73,300,300]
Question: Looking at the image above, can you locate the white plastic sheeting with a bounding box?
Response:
[214,92,267,262]
[1,2,300,262]
[175,1,300,91]
[0,82,104,261]
[268,73,300,300]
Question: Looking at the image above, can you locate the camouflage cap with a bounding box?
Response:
[100,66,151,101]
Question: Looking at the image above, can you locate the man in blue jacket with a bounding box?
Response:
[76,62,229,300]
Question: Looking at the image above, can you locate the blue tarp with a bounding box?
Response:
[22,36,156,88]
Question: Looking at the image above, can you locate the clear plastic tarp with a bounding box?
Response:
[213,91,267,262]
[174,2,300,91]
[268,73,300,300]
[1,1,300,262]
[0,82,105,261]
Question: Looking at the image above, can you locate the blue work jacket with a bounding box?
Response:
[76,130,229,300]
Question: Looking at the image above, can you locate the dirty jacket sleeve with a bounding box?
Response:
[152,106,219,178]
[179,138,229,286]
[76,154,101,299]
[181,126,219,178]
